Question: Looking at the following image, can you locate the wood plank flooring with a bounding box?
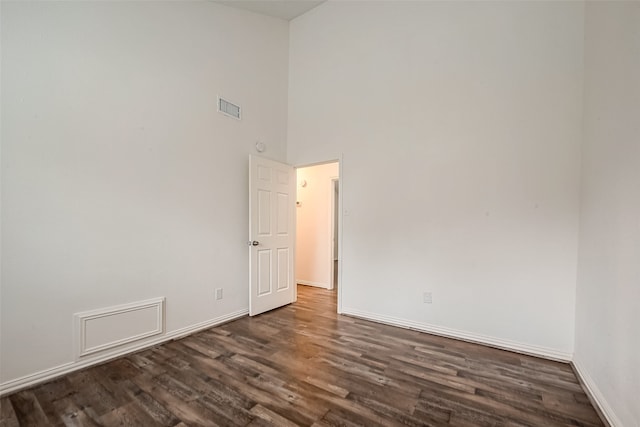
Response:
[1,285,603,426]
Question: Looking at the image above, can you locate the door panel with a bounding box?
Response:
[258,190,271,235]
[249,155,295,316]
[276,193,289,234]
[277,248,290,291]
[257,249,272,296]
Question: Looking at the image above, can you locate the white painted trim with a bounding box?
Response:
[337,154,344,314]
[571,358,620,427]
[341,307,573,362]
[74,297,165,358]
[328,176,339,291]
[0,309,248,397]
[168,309,247,341]
[297,279,330,289]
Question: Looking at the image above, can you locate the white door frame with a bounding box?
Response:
[294,157,344,314]
[329,177,339,291]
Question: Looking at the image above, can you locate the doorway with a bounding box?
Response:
[295,162,340,303]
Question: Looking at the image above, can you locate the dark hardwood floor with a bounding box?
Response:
[1,285,603,426]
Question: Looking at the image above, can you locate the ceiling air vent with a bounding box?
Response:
[218,96,241,120]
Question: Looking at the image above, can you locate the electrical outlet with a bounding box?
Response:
[215,288,223,300]
[423,292,432,304]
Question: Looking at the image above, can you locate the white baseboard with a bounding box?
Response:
[0,309,248,397]
[341,307,573,362]
[571,358,620,427]
[297,279,330,289]
[1,302,621,427]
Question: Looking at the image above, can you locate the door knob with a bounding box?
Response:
[249,241,260,246]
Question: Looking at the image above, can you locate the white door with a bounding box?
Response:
[249,155,295,316]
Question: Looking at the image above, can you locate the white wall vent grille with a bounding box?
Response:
[74,297,165,358]
[218,97,241,120]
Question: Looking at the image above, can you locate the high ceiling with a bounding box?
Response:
[214,0,326,21]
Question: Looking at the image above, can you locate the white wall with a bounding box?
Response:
[575,2,640,426]
[295,162,339,288]
[288,1,584,358]
[5,4,636,423]
[0,1,289,387]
